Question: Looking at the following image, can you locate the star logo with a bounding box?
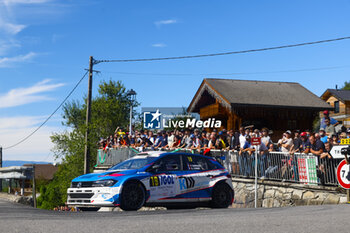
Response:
[143,109,162,129]
[150,109,161,122]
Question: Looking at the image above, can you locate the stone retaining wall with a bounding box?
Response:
[232,178,348,208]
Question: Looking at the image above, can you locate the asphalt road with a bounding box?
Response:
[0,198,349,233]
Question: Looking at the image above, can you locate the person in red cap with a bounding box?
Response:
[320,110,338,129]
[300,132,311,153]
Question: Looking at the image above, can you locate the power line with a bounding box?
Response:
[99,65,350,77]
[95,36,350,63]
[3,70,89,150]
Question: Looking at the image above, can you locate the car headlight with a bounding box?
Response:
[91,179,118,187]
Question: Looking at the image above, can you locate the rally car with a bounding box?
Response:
[67,151,234,211]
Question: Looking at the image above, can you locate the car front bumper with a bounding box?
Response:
[66,187,121,207]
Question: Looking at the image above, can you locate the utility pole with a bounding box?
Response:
[127,89,137,136]
[84,56,93,174]
[129,103,133,134]
[0,147,2,192]
[32,165,37,208]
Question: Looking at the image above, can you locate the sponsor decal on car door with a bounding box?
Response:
[148,174,178,200]
[147,155,182,201]
[178,155,212,197]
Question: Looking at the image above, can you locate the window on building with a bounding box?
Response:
[334,101,339,113]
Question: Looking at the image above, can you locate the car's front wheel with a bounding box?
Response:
[120,181,146,211]
[210,183,233,208]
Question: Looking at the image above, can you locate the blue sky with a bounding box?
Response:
[0,0,350,162]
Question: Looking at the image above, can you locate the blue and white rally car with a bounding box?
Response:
[67,152,234,211]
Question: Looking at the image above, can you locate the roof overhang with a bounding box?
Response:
[187,79,232,113]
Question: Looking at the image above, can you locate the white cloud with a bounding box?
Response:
[0,79,65,108]
[0,39,20,55]
[0,0,55,65]
[154,19,177,27]
[152,43,167,48]
[0,51,36,67]
[0,115,59,162]
[0,115,47,130]
[0,20,26,34]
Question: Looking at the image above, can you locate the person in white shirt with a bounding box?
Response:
[239,127,246,149]
[167,131,175,148]
[261,128,272,148]
[278,130,293,152]
[148,131,155,145]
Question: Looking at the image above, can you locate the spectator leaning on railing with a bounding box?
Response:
[208,134,217,149]
[239,127,246,149]
[261,128,272,149]
[319,128,328,144]
[319,141,336,184]
[306,135,324,156]
[291,130,302,153]
[216,131,229,150]
[201,131,209,148]
[278,130,293,152]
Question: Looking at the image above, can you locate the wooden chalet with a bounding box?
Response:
[187,79,332,136]
[321,89,350,127]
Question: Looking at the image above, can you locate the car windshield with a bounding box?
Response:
[108,157,157,170]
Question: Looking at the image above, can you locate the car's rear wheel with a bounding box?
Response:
[210,183,233,208]
[120,181,146,211]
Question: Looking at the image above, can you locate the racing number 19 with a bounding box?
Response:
[150,176,159,187]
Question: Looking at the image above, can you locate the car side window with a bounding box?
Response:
[152,155,182,172]
[206,158,221,170]
[184,155,209,171]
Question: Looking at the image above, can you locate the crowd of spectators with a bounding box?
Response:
[99,111,347,157]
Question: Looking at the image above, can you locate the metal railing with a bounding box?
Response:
[95,147,341,186]
[229,151,340,186]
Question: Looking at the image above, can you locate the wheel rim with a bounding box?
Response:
[123,184,144,209]
[213,185,231,206]
[216,190,228,204]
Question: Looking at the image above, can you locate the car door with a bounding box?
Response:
[179,154,212,201]
[147,154,182,202]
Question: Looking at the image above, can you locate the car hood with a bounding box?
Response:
[72,169,139,182]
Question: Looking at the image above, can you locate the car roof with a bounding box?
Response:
[131,151,165,159]
[132,151,215,160]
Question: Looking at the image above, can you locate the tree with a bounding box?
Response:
[37,80,138,209]
[341,81,350,90]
